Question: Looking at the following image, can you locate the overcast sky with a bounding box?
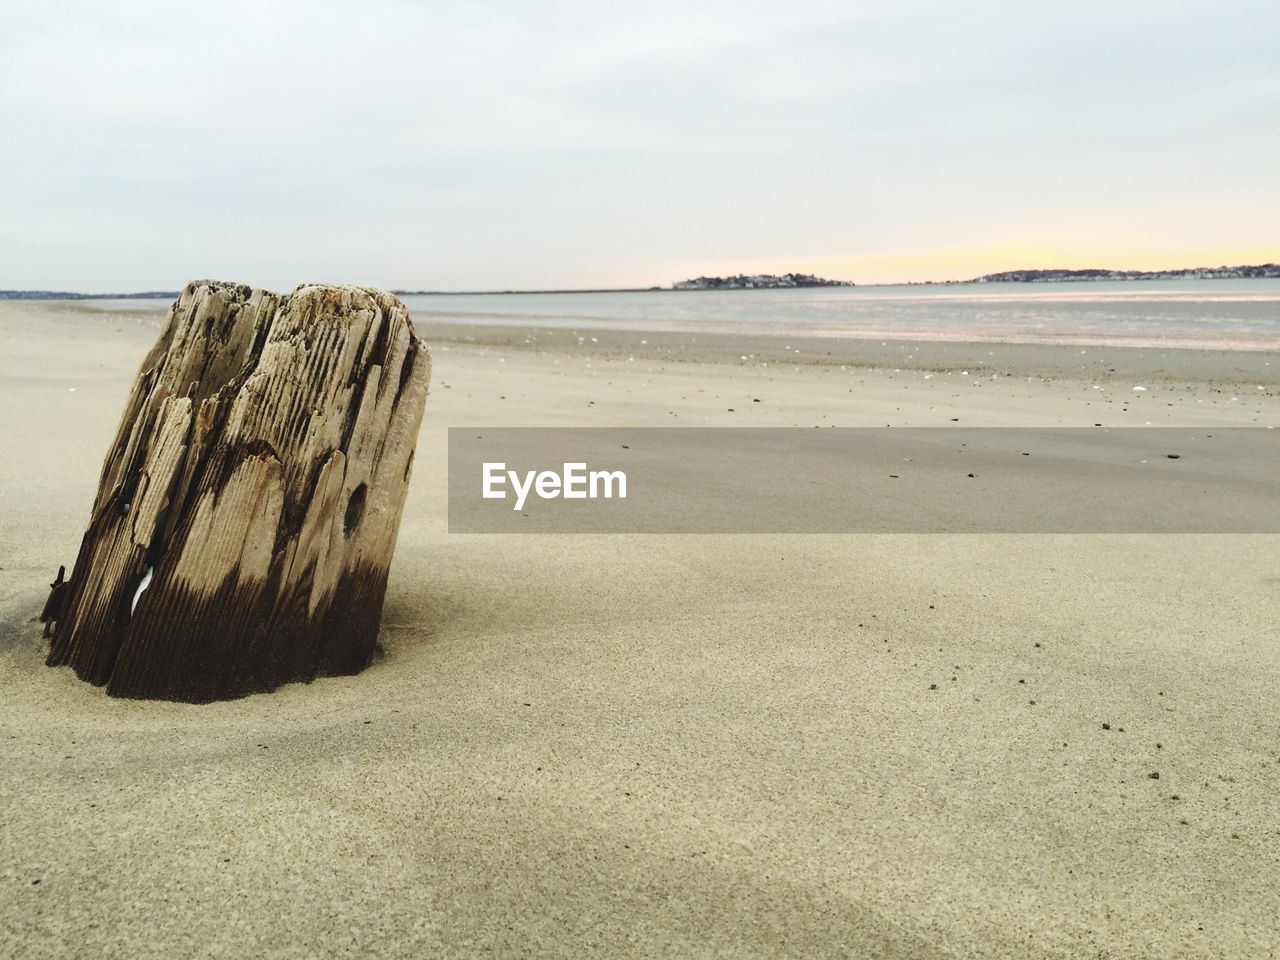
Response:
[2,0,1277,291]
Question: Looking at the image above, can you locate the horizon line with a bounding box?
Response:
[4,261,1280,300]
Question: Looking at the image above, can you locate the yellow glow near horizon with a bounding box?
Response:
[679,244,1280,286]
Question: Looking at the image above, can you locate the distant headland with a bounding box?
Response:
[961,264,1280,284]
[672,273,854,290]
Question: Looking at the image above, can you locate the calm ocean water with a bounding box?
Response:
[88,279,1280,349]
[401,280,1280,348]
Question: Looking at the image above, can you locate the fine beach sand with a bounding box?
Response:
[2,300,1279,958]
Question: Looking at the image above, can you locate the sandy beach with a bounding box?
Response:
[2,299,1279,958]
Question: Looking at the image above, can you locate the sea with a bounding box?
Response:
[84,279,1280,350]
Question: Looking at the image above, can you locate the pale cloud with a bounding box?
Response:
[2,0,1277,290]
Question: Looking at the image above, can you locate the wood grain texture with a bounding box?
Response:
[43,280,431,702]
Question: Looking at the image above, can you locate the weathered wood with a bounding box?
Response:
[42,280,431,702]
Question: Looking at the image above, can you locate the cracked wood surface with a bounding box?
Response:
[43,280,431,702]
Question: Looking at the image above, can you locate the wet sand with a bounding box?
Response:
[2,300,1278,958]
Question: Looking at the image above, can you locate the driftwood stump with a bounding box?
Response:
[42,281,431,702]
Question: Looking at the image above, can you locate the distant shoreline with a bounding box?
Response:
[0,290,180,301]
[4,266,1279,301]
